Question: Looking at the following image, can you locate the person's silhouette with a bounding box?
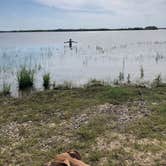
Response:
[64,38,77,49]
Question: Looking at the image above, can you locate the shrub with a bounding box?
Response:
[17,67,34,90]
[43,73,50,89]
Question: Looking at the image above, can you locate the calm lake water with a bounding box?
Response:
[0,30,166,96]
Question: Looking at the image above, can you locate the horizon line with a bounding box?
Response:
[1,26,165,33]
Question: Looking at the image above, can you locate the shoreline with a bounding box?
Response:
[0,27,164,33]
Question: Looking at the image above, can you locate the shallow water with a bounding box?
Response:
[0,30,166,96]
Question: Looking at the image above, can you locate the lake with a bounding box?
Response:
[0,30,166,96]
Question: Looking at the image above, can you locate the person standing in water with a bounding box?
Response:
[64,38,77,49]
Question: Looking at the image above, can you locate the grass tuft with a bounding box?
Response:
[119,72,124,82]
[152,74,162,87]
[140,66,144,79]
[1,83,11,96]
[127,74,131,84]
[43,73,50,89]
[17,67,34,90]
[85,79,105,88]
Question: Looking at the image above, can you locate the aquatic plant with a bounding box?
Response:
[52,81,56,89]
[38,64,42,71]
[17,67,34,90]
[127,74,131,84]
[43,73,50,89]
[155,52,163,64]
[140,66,144,79]
[119,72,124,82]
[152,74,162,87]
[1,83,11,96]
[113,79,119,85]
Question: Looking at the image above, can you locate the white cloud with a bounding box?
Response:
[36,0,89,10]
[36,0,166,14]
[35,0,166,28]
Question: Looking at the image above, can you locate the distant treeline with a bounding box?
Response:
[0,26,164,33]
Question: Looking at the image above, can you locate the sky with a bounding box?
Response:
[0,0,166,30]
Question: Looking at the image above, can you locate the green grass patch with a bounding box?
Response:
[43,73,50,89]
[17,67,34,90]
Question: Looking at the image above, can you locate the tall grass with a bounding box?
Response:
[1,83,11,96]
[127,74,131,84]
[17,67,34,90]
[140,66,144,79]
[119,72,124,82]
[152,74,162,87]
[43,73,50,89]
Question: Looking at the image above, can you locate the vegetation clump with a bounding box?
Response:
[152,74,162,87]
[140,66,144,79]
[119,72,124,82]
[127,74,131,84]
[17,67,34,90]
[85,79,105,88]
[145,26,158,30]
[43,73,50,89]
[1,83,11,96]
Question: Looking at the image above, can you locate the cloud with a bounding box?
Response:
[34,0,166,28]
[35,0,166,14]
[36,0,89,10]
